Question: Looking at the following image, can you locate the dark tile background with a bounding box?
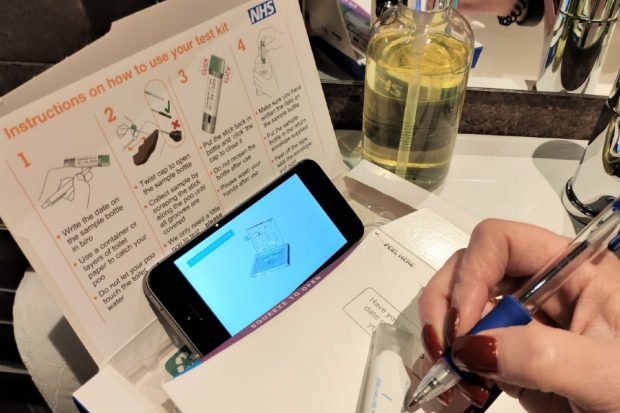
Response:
[322,81,607,141]
[0,1,158,411]
[0,0,158,96]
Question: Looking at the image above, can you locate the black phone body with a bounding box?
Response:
[144,160,364,357]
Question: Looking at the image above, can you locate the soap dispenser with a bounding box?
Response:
[361,0,473,190]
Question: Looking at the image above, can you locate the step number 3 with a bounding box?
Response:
[179,69,188,84]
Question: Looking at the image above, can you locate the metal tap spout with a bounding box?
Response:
[536,0,620,94]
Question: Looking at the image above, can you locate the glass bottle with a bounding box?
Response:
[370,0,398,24]
[361,0,473,190]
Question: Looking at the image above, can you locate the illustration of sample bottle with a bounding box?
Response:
[64,155,110,168]
[202,55,226,134]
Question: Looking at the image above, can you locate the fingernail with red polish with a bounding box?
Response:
[445,307,460,347]
[451,335,498,373]
[421,323,444,361]
[437,388,454,406]
[457,378,490,408]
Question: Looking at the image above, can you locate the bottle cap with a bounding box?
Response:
[98,154,111,167]
[209,55,226,75]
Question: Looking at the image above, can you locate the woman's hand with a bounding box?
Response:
[418,219,620,413]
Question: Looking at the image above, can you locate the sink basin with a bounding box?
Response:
[436,134,586,236]
[337,131,587,237]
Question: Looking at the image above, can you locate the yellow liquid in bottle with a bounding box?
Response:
[362,30,470,190]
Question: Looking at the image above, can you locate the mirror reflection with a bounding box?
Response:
[307,0,620,95]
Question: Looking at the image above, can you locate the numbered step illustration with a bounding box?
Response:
[199,54,233,136]
[170,44,274,203]
[172,46,251,145]
[39,155,111,209]
[253,27,283,98]
[101,79,186,167]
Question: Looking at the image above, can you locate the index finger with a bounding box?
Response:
[419,219,569,351]
[449,219,569,339]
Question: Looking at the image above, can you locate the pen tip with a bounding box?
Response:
[407,394,421,409]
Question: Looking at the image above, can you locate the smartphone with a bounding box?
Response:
[144,160,364,357]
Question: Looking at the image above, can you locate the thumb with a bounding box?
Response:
[450,322,620,409]
[72,174,91,208]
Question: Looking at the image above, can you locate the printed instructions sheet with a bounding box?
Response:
[0,0,341,363]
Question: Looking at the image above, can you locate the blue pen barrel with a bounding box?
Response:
[468,295,532,334]
[443,296,532,375]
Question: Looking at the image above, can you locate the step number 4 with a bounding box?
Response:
[18,152,31,168]
[238,38,246,52]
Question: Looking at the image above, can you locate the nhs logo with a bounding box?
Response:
[248,0,276,24]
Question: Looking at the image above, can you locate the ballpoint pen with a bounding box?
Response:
[41,175,79,208]
[407,196,620,409]
[41,168,96,209]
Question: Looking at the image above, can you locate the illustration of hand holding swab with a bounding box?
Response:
[39,156,110,209]
[116,117,159,150]
[112,82,184,166]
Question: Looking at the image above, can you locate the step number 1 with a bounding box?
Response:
[18,152,31,168]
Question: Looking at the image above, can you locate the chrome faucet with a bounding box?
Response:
[562,70,620,222]
[536,0,620,94]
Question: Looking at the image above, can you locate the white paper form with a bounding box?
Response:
[0,0,342,364]
[163,215,472,413]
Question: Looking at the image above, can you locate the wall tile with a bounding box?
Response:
[0,0,94,62]
[0,63,50,96]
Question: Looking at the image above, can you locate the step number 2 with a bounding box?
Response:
[18,152,31,168]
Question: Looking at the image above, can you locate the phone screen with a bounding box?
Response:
[173,173,347,335]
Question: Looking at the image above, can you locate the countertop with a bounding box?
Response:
[339,131,587,236]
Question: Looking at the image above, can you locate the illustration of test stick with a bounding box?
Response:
[253,28,281,97]
[202,55,225,134]
[64,155,110,169]
[40,155,110,209]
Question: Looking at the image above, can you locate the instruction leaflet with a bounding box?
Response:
[0,0,342,364]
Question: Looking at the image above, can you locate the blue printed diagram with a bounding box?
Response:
[247,218,290,277]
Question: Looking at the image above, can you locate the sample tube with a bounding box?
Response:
[202,55,226,134]
[360,323,417,413]
[63,155,110,168]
